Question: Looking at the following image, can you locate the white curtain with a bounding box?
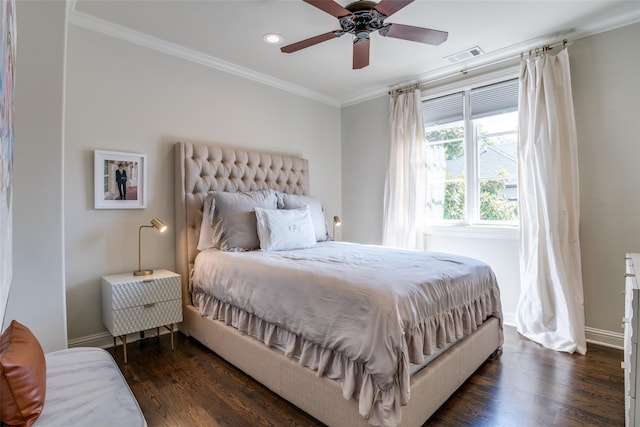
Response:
[515,48,586,355]
[382,89,426,250]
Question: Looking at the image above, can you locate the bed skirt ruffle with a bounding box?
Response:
[192,286,502,427]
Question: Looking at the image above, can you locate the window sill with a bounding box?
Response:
[425,224,519,240]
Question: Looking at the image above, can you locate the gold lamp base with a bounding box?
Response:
[133,269,153,276]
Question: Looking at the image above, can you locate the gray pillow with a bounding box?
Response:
[213,189,279,251]
[281,193,329,242]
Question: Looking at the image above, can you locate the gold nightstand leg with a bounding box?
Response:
[122,335,128,364]
[170,323,174,351]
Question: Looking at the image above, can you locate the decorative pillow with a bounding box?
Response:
[281,194,329,242]
[0,320,47,427]
[196,192,218,251]
[213,189,279,251]
[255,206,317,251]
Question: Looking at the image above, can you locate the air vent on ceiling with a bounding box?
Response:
[445,46,484,64]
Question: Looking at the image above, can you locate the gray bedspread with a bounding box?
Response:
[191,241,502,427]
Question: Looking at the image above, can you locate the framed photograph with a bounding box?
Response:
[94,150,147,209]
[0,0,16,323]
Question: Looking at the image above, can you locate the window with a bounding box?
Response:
[423,78,519,226]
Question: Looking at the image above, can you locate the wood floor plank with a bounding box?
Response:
[108,325,624,426]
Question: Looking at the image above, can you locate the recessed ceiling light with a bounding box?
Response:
[263,33,283,45]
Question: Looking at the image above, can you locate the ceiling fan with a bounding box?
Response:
[281,0,448,69]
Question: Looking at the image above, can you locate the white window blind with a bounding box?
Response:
[423,79,518,127]
[469,78,519,119]
[423,92,464,127]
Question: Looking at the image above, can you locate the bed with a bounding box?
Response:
[174,141,503,427]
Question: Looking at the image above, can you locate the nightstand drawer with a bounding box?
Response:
[103,272,181,310]
[110,299,182,336]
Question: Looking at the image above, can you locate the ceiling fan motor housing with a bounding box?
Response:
[339,1,386,39]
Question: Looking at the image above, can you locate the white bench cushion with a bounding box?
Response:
[34,347,146,427]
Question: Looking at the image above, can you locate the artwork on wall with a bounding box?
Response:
[0,0,16,327]
[94,150,147,209]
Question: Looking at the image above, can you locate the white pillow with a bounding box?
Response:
[197,193,217,251]
[280,194,329,242]
[255,206,317,251]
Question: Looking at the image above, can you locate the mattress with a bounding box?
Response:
[191,241,502,427]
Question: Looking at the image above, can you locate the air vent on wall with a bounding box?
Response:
[445,46,484,64]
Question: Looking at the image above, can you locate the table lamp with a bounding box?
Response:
[333,215,341,241]
[134,217,167,276]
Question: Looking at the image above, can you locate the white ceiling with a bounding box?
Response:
[70,0,640,106]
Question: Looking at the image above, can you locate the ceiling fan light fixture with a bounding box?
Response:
[263,33,284,45]
[355,30,370,40]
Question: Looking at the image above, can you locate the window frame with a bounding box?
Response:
[422,66,520,238]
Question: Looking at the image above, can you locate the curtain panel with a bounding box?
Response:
[515,48,586,355]
[382,89,426,250]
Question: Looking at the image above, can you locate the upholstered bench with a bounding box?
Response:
[33,347,146,426]
[1,321,146,427]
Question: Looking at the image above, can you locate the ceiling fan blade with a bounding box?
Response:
[304,0,352,18]
[380,23,448,45]
[353,38,370,69]
[374,0,414,17]
[281,31,342,54]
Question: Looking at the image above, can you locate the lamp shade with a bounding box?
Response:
[151,217,167,232]
[332,216,341,241]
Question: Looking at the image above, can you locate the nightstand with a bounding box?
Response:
[101,269,182,363]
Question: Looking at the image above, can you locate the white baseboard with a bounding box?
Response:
[500,312,622,350]
[67,331,113,349]
[585,326,623,350]
[67,328,173,349]
[502,311,515,327]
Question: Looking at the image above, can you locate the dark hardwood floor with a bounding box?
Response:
[108,326,624,427]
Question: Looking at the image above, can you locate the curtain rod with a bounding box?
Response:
[523,39,568,58]
[389,83,420,96]
[389,38,569,96]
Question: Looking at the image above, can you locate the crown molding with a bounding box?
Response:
[341,8,640,107]
[67,9,341,108]
[68,3,639,109]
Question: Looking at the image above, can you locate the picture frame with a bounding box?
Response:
[0,0,16,324]
[94,150,147,209]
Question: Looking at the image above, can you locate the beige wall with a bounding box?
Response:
[341,22,640,345]
[5,0,68,352]
[341,95,388,245]
[571,23,640,337]
[64,26,341,342]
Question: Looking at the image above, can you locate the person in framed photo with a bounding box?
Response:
[116,163,127,200]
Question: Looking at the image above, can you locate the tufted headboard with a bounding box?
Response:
[174,141,309,304]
